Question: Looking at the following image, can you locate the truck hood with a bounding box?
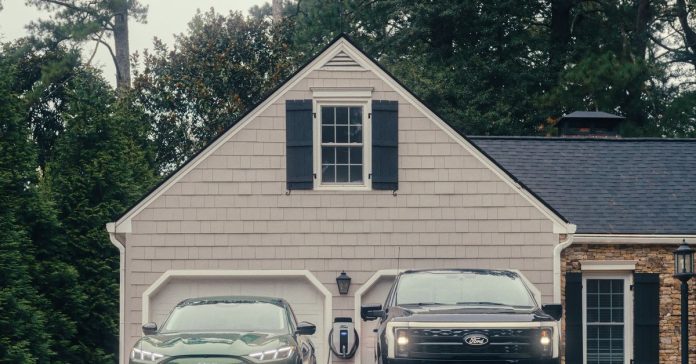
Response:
[135,332,295,358]
[388,305,555,323]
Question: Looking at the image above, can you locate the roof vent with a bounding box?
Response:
[557,111,625,138]
[322,51,362,70]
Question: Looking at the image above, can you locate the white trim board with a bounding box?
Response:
[141,269,333,364]
[353,269,402,364]
[574,234,696,244]
[581,260,637,271]
[107,36,574,235]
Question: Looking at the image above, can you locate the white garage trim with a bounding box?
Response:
[142,270,332,349]
[353,269,402,364]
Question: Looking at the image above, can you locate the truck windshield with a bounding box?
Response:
[395,271,536,308]
[160,301,290,333]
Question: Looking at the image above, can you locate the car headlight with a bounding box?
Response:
[131,347,167,362]
[540,329,552,346]
[248,346,294,361]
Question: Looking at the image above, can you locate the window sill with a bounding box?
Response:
[314,183,372,191]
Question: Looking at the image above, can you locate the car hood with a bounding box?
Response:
[135,332,295,357]
[388,305,555,323]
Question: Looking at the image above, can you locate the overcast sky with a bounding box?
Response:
[0,0,268,86]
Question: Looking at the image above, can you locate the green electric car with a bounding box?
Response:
[130,296,317,364]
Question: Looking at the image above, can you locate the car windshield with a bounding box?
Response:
[160,301,290,333]
[395,271,536,308]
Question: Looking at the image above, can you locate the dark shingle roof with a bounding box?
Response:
[470,137,696,234]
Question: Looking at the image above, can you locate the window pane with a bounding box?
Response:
[336,126,349,143]
[322,165,335,183]
[586,279,625,364]
[336,147,349,164]
[322,107,334,125]
[350,165,363,183]
[350,107,362,125]
[336,165,349,182]
[322,147,335,164]
[335,107,348,124]
[322,126,334,143]
[350,147,362,164]
[350,125,362,143]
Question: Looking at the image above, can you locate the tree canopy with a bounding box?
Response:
[0,1,695,362]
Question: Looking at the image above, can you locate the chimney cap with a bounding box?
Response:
[560,111,626,120]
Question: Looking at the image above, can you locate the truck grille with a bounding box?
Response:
[397,328,543,360]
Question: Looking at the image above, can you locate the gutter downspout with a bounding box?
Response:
[106,223,125,364]
[553,233,575,303]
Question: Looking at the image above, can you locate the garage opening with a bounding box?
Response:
[143,270,331,363]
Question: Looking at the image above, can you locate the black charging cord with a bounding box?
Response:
[326,327,359,363]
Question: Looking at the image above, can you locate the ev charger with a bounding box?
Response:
[328,317,359,359]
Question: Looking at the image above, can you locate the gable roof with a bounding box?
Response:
[110,34,574,235]
[470,137,696,235]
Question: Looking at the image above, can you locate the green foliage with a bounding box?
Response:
[27,0,147,44]
[0,45,53,364]
[132,9,296,172]
[46,69,157,362]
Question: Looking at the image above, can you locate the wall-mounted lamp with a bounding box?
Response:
[336,271,352,295]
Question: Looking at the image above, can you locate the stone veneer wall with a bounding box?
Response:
[561,244,696,364]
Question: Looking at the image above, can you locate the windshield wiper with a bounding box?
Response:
[401,302,447,306]
[456,301,512,306]
[456,302,535,309]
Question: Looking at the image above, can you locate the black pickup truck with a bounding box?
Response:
[361,269,562,364]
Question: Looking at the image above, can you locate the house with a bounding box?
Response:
[106,35,696,364]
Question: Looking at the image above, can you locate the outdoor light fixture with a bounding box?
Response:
[673,239,695,364]
[336,271,351,295]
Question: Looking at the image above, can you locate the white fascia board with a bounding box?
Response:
[113,40,352,229]
[337,43,575,235]
[574,234,696,244]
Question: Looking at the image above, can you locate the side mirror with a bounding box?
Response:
[361,303,386,321]
[142,322,158,335]
[542,304,563,321]
[296,321,316,336]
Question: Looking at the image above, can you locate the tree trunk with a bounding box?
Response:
[272,0,282,24]
[549,0,574,77]
[632,0,651,60]
[113,0,131,89]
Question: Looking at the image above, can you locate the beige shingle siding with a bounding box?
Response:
[123,67,558,353]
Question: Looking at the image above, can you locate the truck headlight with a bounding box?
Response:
[248,346,294,361]
[540,329,552,346]
[131,348,166,362]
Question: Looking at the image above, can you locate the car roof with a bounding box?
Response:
[176,296,288,307]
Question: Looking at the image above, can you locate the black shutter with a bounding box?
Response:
[286,100,313,190]
[565,272,583,364]
[633,273,660,364]
[371,100,398,191]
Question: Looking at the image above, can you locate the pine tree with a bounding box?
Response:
[0,45,53,364]
[47,68,156,362]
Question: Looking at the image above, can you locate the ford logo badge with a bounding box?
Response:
[463,333,489,346]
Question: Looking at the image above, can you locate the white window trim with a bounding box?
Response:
[313,99,372,191]
[581,260,638,272]
[582,271,634,364]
